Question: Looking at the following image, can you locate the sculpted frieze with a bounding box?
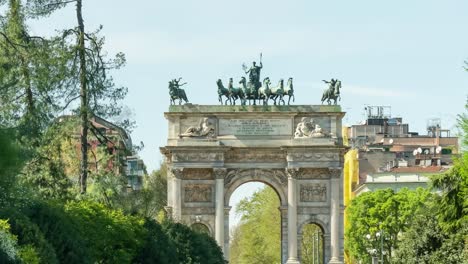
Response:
[184,184,212,203]
[172,152,223,162]
[182,168,213,180]
[224,168,287,186]
[300,183,327,202]
[287,152,339,162]
[225,150,285,163]
[297,168,331,179]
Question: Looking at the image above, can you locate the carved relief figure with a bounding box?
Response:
[300,184,327,202]
[294,117,329,138]
[180,117,216,138]
[185,184,212,202]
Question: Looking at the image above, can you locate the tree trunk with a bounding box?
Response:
[77,0,88,194]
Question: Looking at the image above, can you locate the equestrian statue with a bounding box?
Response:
[321,78,341,105]
[169,78,189,105]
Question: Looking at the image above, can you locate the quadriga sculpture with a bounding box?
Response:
[239,76,259,105]
[227,78,246,105]
[269,79,285,105]
[284,77,295,105]
[216,79,231,105]
[258,77,272,105]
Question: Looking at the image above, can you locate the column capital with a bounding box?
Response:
[213,168,227,179]
[285,168,300,179]
[170,167,184,179]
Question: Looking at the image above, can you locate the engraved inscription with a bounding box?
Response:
[219,119,292,136]
[300,184,327,202]
[185,184,212,202]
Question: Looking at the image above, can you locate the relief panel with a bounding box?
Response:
[184,184,213,203]
[300,183,327,202]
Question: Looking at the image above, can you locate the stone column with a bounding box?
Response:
[286,168,300,264]
[224,206,232,260]
[329,168,343,264]
[170,167,183,221]
[213,168,227,254]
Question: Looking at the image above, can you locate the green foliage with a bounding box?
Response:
[24,201,91,264]
[118,165,168,217]
[21,120,77,201]
[430,100,468,231]
[230,186,281,264]
[0,219,19,263]
[134,219,176,264]
[64,200,144,263]
[0,209,58,264]
[301,224,324,264]
[345,188,431,263]
[0,0,71,146]
[163,221,225,264]
[0,128,24,207]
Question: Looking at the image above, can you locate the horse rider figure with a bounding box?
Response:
[243,60,263,89]
[322,78,337,94]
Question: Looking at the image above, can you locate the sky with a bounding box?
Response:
[21,0,468,227]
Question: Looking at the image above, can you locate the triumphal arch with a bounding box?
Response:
[160,104,345,264]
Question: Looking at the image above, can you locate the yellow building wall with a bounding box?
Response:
[343,126,359,263]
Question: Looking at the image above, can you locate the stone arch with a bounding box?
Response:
[223,168,287,207]
[191,222,211,235]
[298,217,329,236]
[298,217,330,263]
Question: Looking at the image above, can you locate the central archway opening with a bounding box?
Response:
[228,182,282,264]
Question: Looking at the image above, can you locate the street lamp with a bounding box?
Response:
[376,230,384,264]
[366,230,384,264]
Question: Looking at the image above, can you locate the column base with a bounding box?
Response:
[286,258,300,264]
[328,257,343,264]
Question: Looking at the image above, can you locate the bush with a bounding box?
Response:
[133,218,176,264]
[64,200,144,263]
[25,201,91,264]
[0,210,58,264]
[163,221,225,264]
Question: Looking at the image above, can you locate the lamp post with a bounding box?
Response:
[366,229,384,264]
[376,229,384,264]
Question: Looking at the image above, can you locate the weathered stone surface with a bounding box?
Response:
[184,184,212,202]
[300,183,327,202]
[219,118,292,136]
[161,105,345,263]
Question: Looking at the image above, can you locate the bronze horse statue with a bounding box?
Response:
[216,79,232,105]
[169,78,189,105]
[284,77,295,105]
[321,79,341,105]
[269,79,285,105]
[239,76,259,105]
[227,78,246,105]
[258,77,272,105]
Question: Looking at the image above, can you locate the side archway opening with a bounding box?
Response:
[301,223,325,264]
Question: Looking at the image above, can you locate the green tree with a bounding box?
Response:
[0,0,70,147]
[22,0,128,194]
[430,99,468,231]
[393,199,467,264]
[162,221,225,264]
[301,224,324,264]
[345,188,430,263]
[229,186,281,264]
